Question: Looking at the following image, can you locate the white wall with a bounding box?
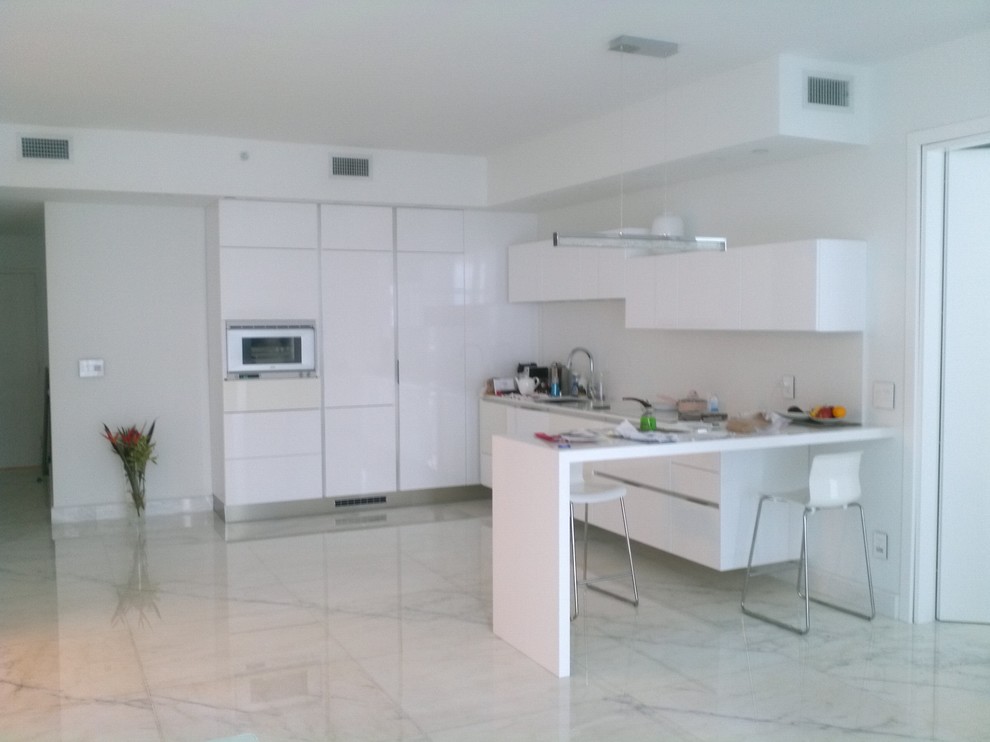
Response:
[45,202,212,520]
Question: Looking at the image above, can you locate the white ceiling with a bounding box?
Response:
[2,0,990,231]
[3,0,990,156]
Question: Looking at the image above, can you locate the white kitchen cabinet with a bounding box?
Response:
[738,239,866,331]
[396,208,464,253]
[624,250,740,329]
[397,251,467,489]
[220,247,320,321]
[223,409,323,505]
[320,204,393,252]
[624,238,865,332]
[321,250,395,407]
[479,398,806,571]
[324,406,397,496]
[218,200,318,249]
[508,241,626,302]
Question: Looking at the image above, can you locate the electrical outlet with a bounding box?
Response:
[781,375,795,400]
[873,531,888,560]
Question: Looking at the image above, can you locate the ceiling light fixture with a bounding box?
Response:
[553,35,726,256]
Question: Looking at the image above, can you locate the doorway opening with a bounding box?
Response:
[912,123,990,623]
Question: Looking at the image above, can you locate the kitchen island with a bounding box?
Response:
[491,422,895,677]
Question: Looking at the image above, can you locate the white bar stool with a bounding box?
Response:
[741,450,875,634]
[570,464,639,621]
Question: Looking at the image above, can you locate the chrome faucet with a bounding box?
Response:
[566,346,594,383]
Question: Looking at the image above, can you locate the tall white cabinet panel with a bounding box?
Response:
[397,208,464,253]
[218,200,318,249]
[320,204,397,496]
[321,250,395,407]
[324,407,397,496]
[397,251,467,489]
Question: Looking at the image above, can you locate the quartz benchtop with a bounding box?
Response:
[483,393,896,460]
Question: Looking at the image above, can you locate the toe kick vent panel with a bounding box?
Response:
[334,495,387,508]
[20,135,71,160]
[331,155,371,178]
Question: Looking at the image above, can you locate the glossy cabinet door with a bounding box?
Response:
[220,247,320,321]
[218,200,318,249]
[324,406,396,496]
[223,409,323,504]
[321,250,395,407]
[397,251,467,489]
[396,208,464,253]
[738,239,867,331]
[509,241,626,302]
[320,204,397,496]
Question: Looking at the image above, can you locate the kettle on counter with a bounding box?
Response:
[622,397,657,431]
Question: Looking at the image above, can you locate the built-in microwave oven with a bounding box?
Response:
[226,321,317,378]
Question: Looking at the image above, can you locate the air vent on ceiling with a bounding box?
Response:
[20,135,71,160]
[806,75,851,109]
[331,155,371,178]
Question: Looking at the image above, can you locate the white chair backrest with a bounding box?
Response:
[807,451,862,507]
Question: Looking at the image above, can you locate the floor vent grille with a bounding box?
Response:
[806,75,851,108]
[334,495,387,508]
[20,136,71,160]
[331,156,371,178]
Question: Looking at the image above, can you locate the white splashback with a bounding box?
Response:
[538,299,863,418]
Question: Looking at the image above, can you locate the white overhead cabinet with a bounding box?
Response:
[396,208,468,489]
[508,241,625,302]
[738,239,866,331]
[320,204,397,496]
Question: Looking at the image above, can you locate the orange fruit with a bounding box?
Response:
[832,405,846,418]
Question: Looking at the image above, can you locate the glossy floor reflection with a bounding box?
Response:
[2,467,988,741]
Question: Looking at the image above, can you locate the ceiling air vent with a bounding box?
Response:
[331,155,371,178]
[806,75,851,109]
[20,135,71,160]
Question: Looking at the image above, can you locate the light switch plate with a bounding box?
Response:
[79,358,105,378]
[873,381,895,410]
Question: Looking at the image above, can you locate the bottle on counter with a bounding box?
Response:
[708,394,720,413]
[549,364,560,397]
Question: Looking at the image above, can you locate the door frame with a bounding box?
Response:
[906,116,990,623]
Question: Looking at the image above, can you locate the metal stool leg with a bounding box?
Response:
[741,495,811,634]
[570,502,579,621]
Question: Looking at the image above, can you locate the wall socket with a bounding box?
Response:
[781,375,795,400]
[873,531,888,560]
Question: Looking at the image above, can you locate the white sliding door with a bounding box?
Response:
[937,146,990,622]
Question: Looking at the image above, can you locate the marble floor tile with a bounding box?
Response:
[1,466,989,741]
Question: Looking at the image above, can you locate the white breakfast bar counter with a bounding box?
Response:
[491,419,895,677]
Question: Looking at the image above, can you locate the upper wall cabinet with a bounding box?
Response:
[507,241,625,302]
[624,239,865,332]
[738,239,866,331]
[218,200,318,249]
[396,208,464,252]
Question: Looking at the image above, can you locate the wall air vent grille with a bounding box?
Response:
[806,75,851,108]
[20,136,71,160]
[331,156,371,178]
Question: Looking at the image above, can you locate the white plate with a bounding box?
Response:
[777,410,851,425]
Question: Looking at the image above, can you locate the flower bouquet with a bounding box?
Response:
[103,421,157,515]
